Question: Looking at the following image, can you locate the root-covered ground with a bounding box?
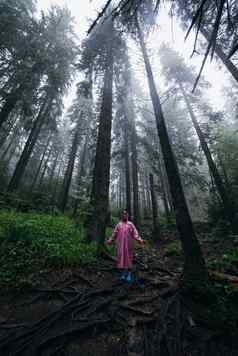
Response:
[0,229,238,356]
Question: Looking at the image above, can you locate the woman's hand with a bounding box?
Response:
[105,239,113,245]
[139,239,145,246]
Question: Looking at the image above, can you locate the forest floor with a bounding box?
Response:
[1,226,238,355]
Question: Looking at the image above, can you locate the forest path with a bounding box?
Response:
[0,234,238,355]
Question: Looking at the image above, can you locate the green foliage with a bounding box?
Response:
[0,210,97,285]
[164,240,182,256]
[208,248,238,272]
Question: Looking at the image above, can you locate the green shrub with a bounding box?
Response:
[165,241,182,256]
[0,210,98,285]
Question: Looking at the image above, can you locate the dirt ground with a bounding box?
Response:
[0,231,238,356]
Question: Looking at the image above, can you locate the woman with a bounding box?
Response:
[106,209,144,283]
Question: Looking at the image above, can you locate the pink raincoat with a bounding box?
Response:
[109,221,141,269]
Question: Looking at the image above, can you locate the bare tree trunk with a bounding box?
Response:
[137,20,207,283]
[48,151,60,189]
[123,120,132,219]
[7,95,52,193]
[201,28,238,83]
[0,86,23,130]
[149,173,161,241]
[130,120,140,226]
[38,144,53,189]
[59,118,81,212]
[73,134,88,216]
[179,81,237,231]
[87,25,114,244]
[30,135,51,191]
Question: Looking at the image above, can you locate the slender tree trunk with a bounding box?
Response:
[149,173,161,241]
[130,120,140,226]
[137,20,207,283]
[0,126,19,161]
[7,95,52,193]
[59,119,81,212]
[30,135,51,191]
[48,151,60,189]
[0,86,23,130]
[146,176,152,212]
[73,135,88,216]
[50,158,64,208]
[158,165,171,221]
[201,28,238,83]
[87,27,114,243]
[38,144,53,189]
[123,121,132,219]
[179,81,237,230]
[0,114,18,149]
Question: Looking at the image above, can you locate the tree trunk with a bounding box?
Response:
[178,81,237,231]
[137,20,207,283]
[48,151,60,189]
[87,27,114,244]
[201,28,238,83]
[38,144,53,189]
[30,135,51,191]
[0,86,23,130]
[149,173,161,241]
[123,120,132,219]
[73,135,88,217]
[158,158,171,222]
[59,118,81,212]
[7,95,52,193]
[130,119,140,227]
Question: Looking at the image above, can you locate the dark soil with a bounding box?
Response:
[0,229,238,356]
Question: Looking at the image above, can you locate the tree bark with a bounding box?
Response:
[87,26,114,244]
[59,118,81,212]
[130,118,140,227]
[7,95,52,193]
[123,119,132,219]
[149,173,161,241]
[38,144,53,189]
[201,28,238,83]
[30,135,51,191]
[73,135,88,217]
[179,81,237,231]
[0,85,23,130]
[137,20,207,283]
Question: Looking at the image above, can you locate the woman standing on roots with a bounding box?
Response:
[106,209,144,283]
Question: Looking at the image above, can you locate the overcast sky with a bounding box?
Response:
[37,0,232,112]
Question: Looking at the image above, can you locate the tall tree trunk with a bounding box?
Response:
[123,120,132,219]
[38,144,53,189]
[201,28,238,83]
[130,120,140,226]
[178,81,237,231]
[149,173,161,241]
[7,95,52,193]
[0,85,23,130]
[87,28,114,243]
[0,114,18,149]
[59,119,81,212]
[0,125,19,161]
[137,20,207,283]
[73,135,88,217]
[158,159,171,222]
[50,158,64,209]
[48,151,60,189]
[30,135,51,191]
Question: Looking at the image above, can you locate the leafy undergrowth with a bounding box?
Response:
[0,216,238,355]
[0,210,98,286]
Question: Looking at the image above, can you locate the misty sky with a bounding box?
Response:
[37,0,232,112]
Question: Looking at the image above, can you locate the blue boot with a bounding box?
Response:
[120,270,128,281]
[126,271,134,284]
